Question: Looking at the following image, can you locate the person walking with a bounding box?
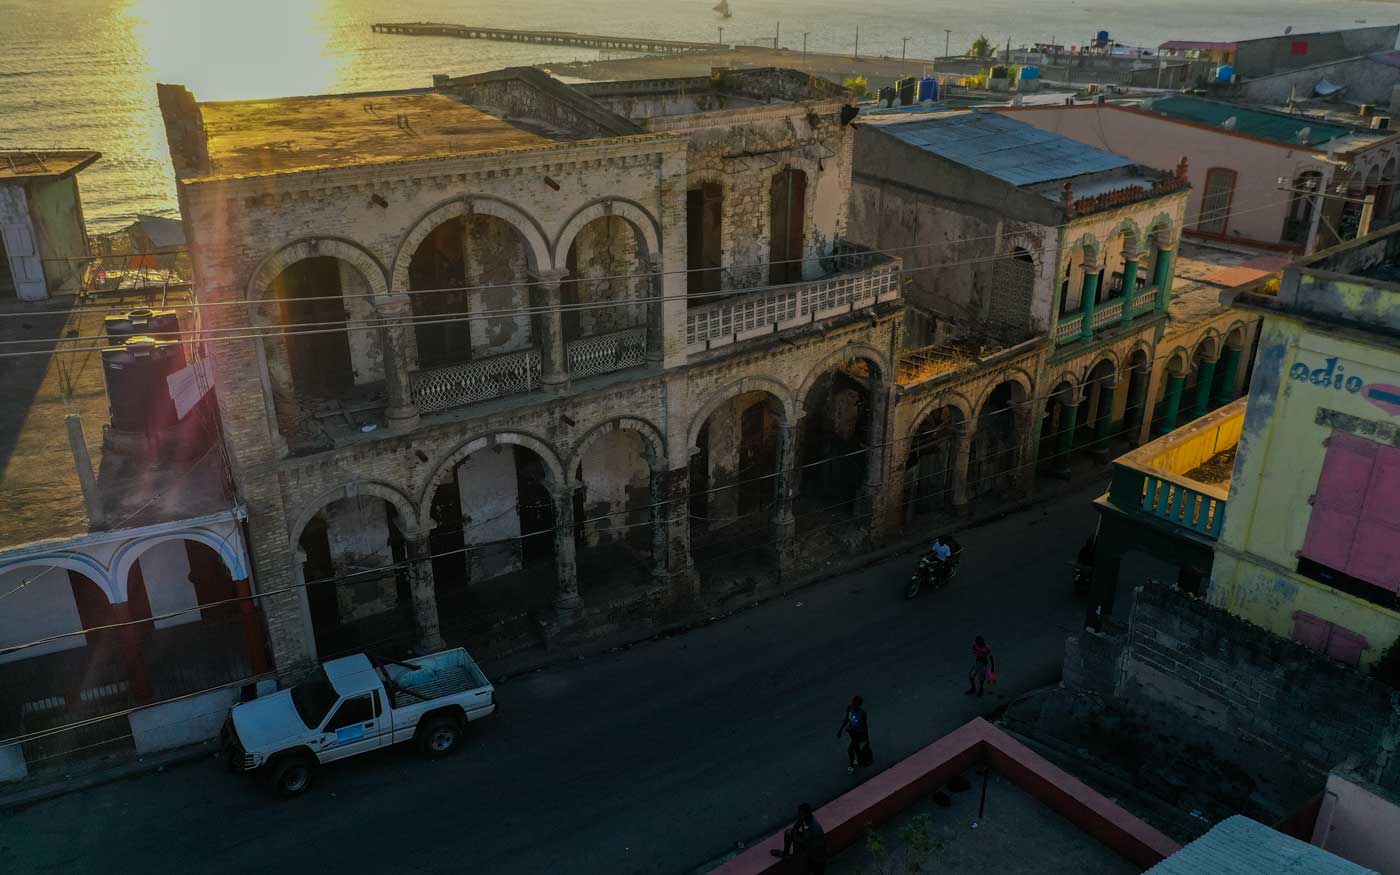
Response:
[770,803,828,873]
[966,636,995,697]
[836,695,870,774]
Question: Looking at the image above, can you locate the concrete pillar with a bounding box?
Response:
[951,425,973,513]
[1192,355,1218,420]
[377,297,420,431]
[533,270,570,393]
[65,414,106,529]
[114,601,154,705]
[1078,270,1100,339]
[654,467,694,590]
[645,256,665,366]
[1154,249,1174,313]
[1160,372,1186,433]
[232,578,271,675]
[1119,258,1139,325]
[1213,346,1241,407]
[860,384,892,543]
[406,538,443,652]
[1053,392,1080,478]
[772,423,798,573]
[1092,377,1118,460]
[553,487,582,617]
[1125,365,1151,446]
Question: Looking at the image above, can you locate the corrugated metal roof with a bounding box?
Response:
[879,111,1135,186]
[1145,817,1380,875]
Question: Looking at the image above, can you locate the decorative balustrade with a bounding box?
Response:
[1091,298,1125,329]
[1137,475,1226,538]
[686,256,900,350]
[1054,315,1082,343]
[1132,293,1159,318]
[410,347,541,413]
[566,326,648,379]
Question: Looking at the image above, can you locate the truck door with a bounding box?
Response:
[317,692,387,762]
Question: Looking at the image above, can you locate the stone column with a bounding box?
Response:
[552,487,582,618]
[860,384,892,543]
[1053,389,1081,478]
[232,578,272,675]
[1078,270,1100,340]
[1092,376,1119,461]
[1192,355,1219,420]
[645,256,665,366]
[533,269,570,393]
[377,297,420,432]
[406,538,443,652]
[1154,250,1175,313]
[1160,372,1186,433]
[651,467,695,591]
[1119,258,1139,325]
[772,423,798,573]
[1125,365,1151,446]
[950,424,973,514]
[1213,346,1242,407]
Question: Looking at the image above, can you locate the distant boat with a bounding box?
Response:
[714,0,731,18]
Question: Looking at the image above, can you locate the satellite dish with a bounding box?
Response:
[1297,126,1312,143]
[1221,116,1237,130]
[1284,25,1293,34]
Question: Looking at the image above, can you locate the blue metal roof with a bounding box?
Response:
[1146,817,1380,875]
[880,110,1135,187]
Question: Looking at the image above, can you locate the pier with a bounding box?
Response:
[370,22,722,55]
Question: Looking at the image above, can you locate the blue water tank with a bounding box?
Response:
[917,77,937,102]
[1216,64,1234,82]
[1096,30,1110,47]
[1021,65,1040,80]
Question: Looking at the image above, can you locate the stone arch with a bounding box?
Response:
[1126,339,1153,366]
[0,554,118,603]
[971,367,1035,419]
[1145,213,1175,248]
[553,197,662,265]
[1223,320,1248,350]
[687,376,795,448]
[1162,346,1191,376]
[908,391,976,442]
[1193,330,1222,361]
[391,196,550,293]
[111,528,249,602]
[291,480,421,544]
[248,237,388,303]
[567,415,668,477]
[795,345,890,415]
[1112,218,1144,259]
[1064,232,1101,271]
[1048,371,1084,403]
[418,430,567,524]
[1085,348,1122,380]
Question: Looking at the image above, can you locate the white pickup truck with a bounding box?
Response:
[222,647,496,797]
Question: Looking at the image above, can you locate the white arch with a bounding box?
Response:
[111,526,249,602]
[0,554,119,603]
[290,480,422,543]
[553,197,662,264]
[391,196,551,293]
[417,430,568,524]
[247,237,389,303]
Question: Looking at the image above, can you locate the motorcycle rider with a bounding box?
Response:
[918,536,954,587]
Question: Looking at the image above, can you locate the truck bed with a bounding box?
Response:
[383,649,490,709]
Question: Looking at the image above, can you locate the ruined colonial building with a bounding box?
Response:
[158,67,906,671]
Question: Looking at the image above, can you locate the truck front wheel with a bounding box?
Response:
[270,755,315,798]
[417,715,463,758]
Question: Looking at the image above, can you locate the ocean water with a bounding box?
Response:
[2,0,1395,232]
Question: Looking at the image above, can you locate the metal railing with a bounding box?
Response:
[566,327,647,379]
[410,347,541,413]
[686,254,900,350]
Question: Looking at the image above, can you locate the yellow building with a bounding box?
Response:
[1212,228,1400,667]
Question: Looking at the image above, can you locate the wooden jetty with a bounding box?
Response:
[370,22,722,54]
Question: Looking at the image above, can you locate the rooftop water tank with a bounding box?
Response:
[1096,30,1110,47]
[1020,65,1040,80]
[104,308,180,344]
[1216,64,1235,83]
[917,77,937,102]
[102,336,187,433]
[896,77,917,106]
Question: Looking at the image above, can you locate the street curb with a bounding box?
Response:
[0,740,218,813]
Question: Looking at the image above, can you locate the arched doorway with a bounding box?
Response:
[689,390,785,579]
[796,358,878,534]
[573,427,661,597]
[1122,348,1152,445]
[971,380,1028,498]
[562,215,650,376]
[904,405,966,519]
[407,214,534,369]
[1084,358,1120,460]
[1039,379,1080,479]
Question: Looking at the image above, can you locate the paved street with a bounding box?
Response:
[0,481,1102,875]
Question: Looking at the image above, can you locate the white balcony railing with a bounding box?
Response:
[567,327,648,379]
[410,347,541,413]
[1054,315,1082,343]
[686,256,900,351]
[1091,298,1125,329]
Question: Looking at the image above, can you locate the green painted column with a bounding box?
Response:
[1192,357,1218,419]
[1093,382,1117,457]
[1054,398,1079,477]
[1160,373,1185,434]
[1154,250,1175,313]
[1079,272,1100,340]
[1213,347,1241,407]
[1119,259,1139,325]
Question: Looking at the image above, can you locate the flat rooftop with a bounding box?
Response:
[1138,95,1384,150]
[0,292,233,549]
[196,91,557,180]
[0,150,100,183]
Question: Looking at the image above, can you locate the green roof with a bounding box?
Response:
[1145,96,1354,147]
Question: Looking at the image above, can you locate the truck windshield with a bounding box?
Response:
[290,667,339,729]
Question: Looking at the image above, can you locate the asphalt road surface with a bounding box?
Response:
[0,482,1101,875]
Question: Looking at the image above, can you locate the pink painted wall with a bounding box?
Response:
[1312,772,1400,874]
[994,105,1319,248]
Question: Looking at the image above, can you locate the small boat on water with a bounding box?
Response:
[714,0,731,18]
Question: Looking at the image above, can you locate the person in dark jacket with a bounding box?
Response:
[836,695,869,774]
[771,803,827,873]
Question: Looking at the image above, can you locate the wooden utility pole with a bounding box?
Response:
[775,21,780,50]
[854,25,860,59]
[903,37,910,60]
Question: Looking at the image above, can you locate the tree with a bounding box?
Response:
[842,75,869,98]
[969,34,992,58]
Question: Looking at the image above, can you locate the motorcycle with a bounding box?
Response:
[1070,561,1092,597]
[905,534,963,599]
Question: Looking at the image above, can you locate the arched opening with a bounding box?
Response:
[262,256,381,407]
[426,444,559,644]
[971,380,1027,498]
[407,214,534,370]
[1283,171,1323,245]
[299,496,412,657]
[1084,358,1120,459]
[1184,339,1221,421]
[904,405,966,520]
[1105,229,1143,303]
[1039,380,1079,478]
[1122,348,1152,444]
[796,358,876,533]
[687,182,724,295]
[769,167,808,285]
[1058,243,1094,317]
[1152,352,1191,435]
[573,428,658,597]
[689,390,784,579]
[562,215,649,346]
